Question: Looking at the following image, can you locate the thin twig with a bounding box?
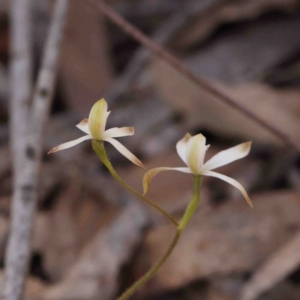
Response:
[43,202,149,300]
[92,0,300,152]
[105,0,220,105]
[241,230,300,300]
[105,11,189,105]
[4,2,69,300]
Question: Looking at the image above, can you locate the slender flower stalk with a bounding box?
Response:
[117,229,181,300]
[178,175,202,230]
[92,140,178,226]
[49,99,178,226]
[117,176,202,300]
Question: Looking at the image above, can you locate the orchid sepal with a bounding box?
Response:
[143,167,191,195]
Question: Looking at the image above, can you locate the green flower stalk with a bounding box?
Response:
[92,140,178,226]
[117,175,202,300]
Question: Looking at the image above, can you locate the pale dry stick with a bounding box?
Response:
[241,230,300,300]
[4,2,69,300]
[92,0,300,152]
[9,0,33,183]
[43,201,149,300]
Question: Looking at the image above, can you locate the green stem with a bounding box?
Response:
[92,140,178,227]
[178,175,202,231]
[116,175,202,300]
[117,228,182,300]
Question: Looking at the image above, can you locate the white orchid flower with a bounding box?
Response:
[143,133,253,207]
[48,98,144,168]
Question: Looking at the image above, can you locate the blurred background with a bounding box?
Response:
[2,0,300,299]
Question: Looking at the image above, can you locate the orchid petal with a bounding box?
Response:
[143,167,192,195]
[48,135,92,154]
[103,127,134,139]
[104,137,144,168]
[88,98,111,140]
[76,118,90,134]
[202,142,252,171]
[202,170,253,207]
[176,133,191,165]
[186,134,209,174]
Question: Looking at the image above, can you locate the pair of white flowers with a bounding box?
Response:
[49,99,252,207]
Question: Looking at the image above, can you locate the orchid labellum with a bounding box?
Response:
[48,98,144,168]
[143,133,253,207]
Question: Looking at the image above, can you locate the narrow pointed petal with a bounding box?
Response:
[48,135,92,154]
[88,98,111,140]
[104,137,144,168]
[103,127,134,138]
[186,134,209,174]
[143,167,192,195]
[202,170,253,207]
[176,133,191,164]
[76,118,90,134]
[202,142,252,171]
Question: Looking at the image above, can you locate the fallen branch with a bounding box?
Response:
[241,230,300,300]
[9,0,33,184]
[43,202,149,300]
[92,0,300,152]
[4,1,69,300]
[105,11,189,105]
[105,0,220,105]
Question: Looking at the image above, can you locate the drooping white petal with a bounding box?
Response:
[143,167,192,195]
[76,118,90,134]
[103,127,134,139]
[186,134,209,174]
[202,142,252,171]
[88,98,111,140]
[176,133,191,164]
[48,135,92,154]
[104,137,144,168]
[202,170,253,207]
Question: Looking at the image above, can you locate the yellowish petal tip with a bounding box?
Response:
[129,127,134,135]
[130,152,145,168]
[196,133,205,139]
[249,199,254,208]
[138,161,146,169]
[242,141,252,153]
[48,147,58,154]
[178,132,192,145]
[143,183,149,195]
[90,98,108,113]
[246,197,253,208]
[76,118,88,126]
[143,179,149,196]
[97,98,107,105]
